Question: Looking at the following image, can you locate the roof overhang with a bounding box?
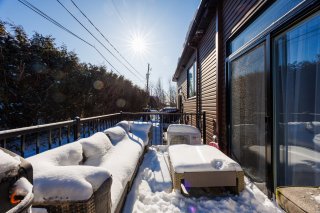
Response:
[172,0,217,82]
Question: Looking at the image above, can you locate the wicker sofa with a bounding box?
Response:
[27,121,152,213]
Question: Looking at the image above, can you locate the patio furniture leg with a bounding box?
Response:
[236,171,245,194]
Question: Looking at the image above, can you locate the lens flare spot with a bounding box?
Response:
[52,92,66,103]
[116,99,126,108]
[53,71,66,80]
[188,205,197,213]
[32,62,46,73]
[93,80,104,90]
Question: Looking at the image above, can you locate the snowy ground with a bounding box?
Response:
[123,146,283,213]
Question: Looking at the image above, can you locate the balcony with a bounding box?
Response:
[0,112,283,213]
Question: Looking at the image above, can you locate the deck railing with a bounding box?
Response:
[0,111,206,158]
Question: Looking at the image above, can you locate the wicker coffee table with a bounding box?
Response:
[168,145,244,195]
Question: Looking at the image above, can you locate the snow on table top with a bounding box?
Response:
[167,124,200,134]
[0,149,21,177]
[168,144,242,173]
[123,146,282,213]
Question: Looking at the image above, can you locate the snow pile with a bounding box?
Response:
[78,132,113,159]
[31,165,110,202]
[313,194,320,204]
[130,122,152,133]
[0,149,21,177]
[116,120,131,132]
[124,147,283,213]
[169,145,242,173]
[27,142,83,168]
[85,122,151,212]
[27,142,111,202]
[104,126,127,144]
[84,134,144,211]
[129,122,152,146]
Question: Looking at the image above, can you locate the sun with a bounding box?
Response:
[131,37,146,53]
[129,31,149,54]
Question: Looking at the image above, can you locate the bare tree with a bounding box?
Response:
[154,78,166,108]
[168,78,176,107]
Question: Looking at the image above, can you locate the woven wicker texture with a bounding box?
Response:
[169,156,245,194]
[35,195,96,213]
[33,177,112,213]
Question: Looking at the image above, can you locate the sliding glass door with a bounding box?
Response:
[230,44,267,191]
[274,11,320,186]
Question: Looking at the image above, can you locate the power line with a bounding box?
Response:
[56,0,144,81]
[70,0,144,79]
[18,0,122,76]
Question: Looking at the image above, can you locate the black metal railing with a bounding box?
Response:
[121,112,206,145]
[0,111,206,158]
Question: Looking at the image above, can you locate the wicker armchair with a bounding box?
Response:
[33,177,112,213]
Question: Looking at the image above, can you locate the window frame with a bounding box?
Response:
[226,0,320,197]
[187,61,197,99]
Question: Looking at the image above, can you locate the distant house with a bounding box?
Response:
[173,0,320,197]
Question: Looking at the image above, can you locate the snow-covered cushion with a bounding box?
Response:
[104,126,127,144]
[79,132,113,159]
[27,142,83,167]
[129,122,152,146]
[128,132,148,146]
[130,122,152,133]
[116,120,130,133]
[110,178,125,213]
[0,149,21,177]
[32,165,110,202]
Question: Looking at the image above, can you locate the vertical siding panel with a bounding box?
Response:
[219,0,259,152]
[199,16,217,144]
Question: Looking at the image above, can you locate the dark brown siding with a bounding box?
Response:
[219,0,259,152]
[177,52,197,115]
[199,16,217,143]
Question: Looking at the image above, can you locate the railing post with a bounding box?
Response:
[120,111,123,121]
[160,113,163,145]
[202,111,206,144]
[73,116,81,141]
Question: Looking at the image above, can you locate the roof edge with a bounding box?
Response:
[172,0,217,82]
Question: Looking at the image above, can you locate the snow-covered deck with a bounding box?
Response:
[123,146,282,213]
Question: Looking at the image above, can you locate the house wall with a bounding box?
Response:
[176,0,260,148]
[199,17,217,143]
[177,52,197,125]
[219,0,259,152]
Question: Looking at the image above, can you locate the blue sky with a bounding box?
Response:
[0,0,200,90]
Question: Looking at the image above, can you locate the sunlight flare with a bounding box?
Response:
[129,31,149,55]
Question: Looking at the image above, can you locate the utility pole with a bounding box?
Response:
[146,63,151,94]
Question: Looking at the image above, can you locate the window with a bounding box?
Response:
[230,44,267,186]
[229,0,304,55]
[187,61,197,98]
[274,11,320,186]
